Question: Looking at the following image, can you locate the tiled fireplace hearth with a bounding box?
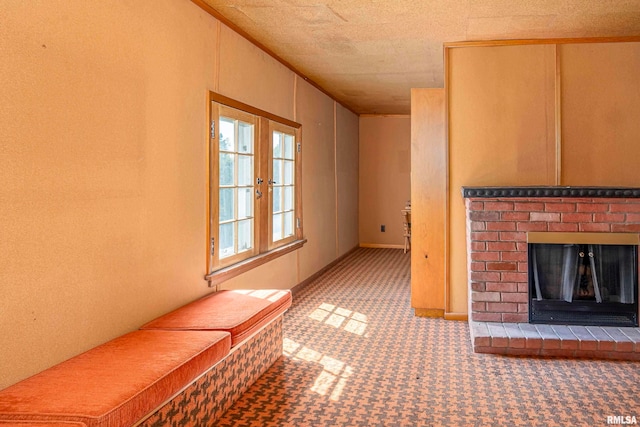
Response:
[463,186,640,360]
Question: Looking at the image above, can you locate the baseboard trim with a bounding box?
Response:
[359,243,404,249]
[414,308,445,318]
[291,245,360,296]
[444,312,469,321]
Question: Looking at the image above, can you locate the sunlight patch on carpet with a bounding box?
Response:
[308,303,368,336]
[283,337,354,401]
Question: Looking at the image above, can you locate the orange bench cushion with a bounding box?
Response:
[141,289,292,346]
[0,422,86,427]
[0,330,230,427]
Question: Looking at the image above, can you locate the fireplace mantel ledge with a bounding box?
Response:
[462,186,640,199]
[470,319,640,360]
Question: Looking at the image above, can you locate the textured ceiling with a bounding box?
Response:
[199,0,640,114]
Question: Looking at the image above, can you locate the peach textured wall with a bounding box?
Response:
[336,104,360,257]
[0,0,358,389]
[358,116,411,247]
[218,24,295,120]
[296,78,339,282]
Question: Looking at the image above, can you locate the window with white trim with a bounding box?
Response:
[218,108,257,262]
[206,93,303,285]
[270,122,298,248]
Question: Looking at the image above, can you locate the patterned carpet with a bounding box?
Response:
[215,248,640,426]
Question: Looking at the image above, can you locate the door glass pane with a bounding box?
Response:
[237,188,253,220]
[273,132,282,158]
[273,187,282,213]
[273,159,282,186]
[284,160,294,185]
[219,222,235,259]
[219,117,235,152]
[273,213,283,242]
[219,153,234,186]
[219,189,234,222]
[284,134,294,160]
[237,219,253,253]
[238,122,253,154]
[213,105,265,264]
[238,155,253,186]
[284,187,293,211]
[284,211,294,238]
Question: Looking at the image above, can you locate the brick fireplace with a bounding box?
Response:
[463,187,640,359]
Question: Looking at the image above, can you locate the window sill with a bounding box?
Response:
[205,239,307,287]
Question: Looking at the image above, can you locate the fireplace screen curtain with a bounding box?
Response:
[531,244,635,304]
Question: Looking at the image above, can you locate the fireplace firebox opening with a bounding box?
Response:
[528,233,639,327]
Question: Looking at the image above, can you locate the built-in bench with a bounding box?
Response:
[0,422,88,427]
[0,289,292,426]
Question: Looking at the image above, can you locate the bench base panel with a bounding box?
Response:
[138,317,283,426]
